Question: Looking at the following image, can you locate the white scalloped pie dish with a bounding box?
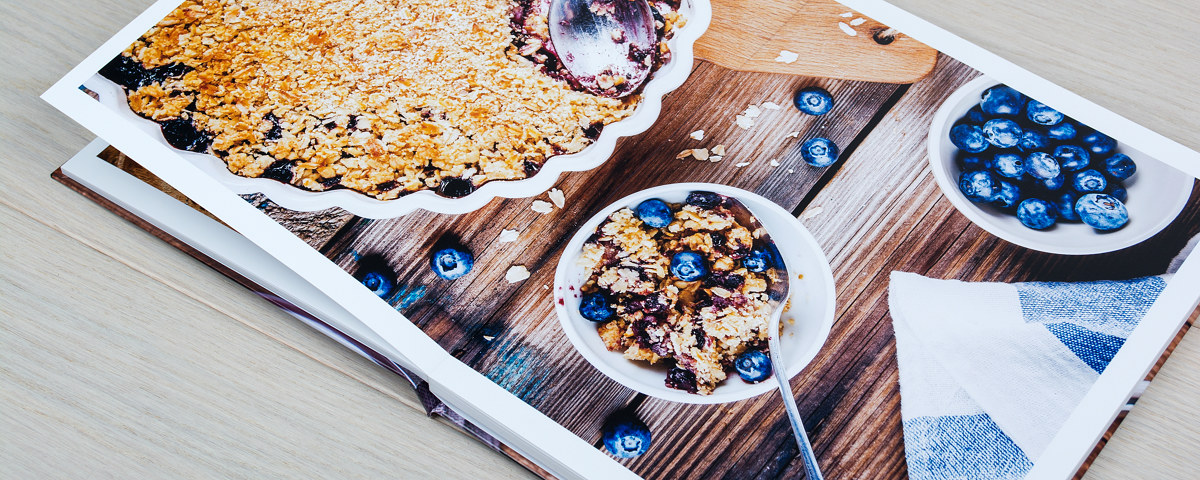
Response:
[83,0,713,218]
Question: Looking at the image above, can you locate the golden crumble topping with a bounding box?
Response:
[100,0,682,200]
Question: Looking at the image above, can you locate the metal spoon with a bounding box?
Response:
[547,0,657,97]
[726,198,825,480]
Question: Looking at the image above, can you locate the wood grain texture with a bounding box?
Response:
[697,0,939,83]
[3,0,1200,479]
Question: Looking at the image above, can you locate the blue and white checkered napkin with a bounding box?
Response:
[888,271,1169,479]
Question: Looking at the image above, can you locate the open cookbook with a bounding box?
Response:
[44,0,1200,478]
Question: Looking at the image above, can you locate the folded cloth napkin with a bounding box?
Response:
[889,272,1168,480]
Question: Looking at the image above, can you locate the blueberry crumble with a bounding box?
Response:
[100,0,684,200]
[578,192,782,395]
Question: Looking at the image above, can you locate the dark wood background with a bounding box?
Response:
[100,53,1200,479]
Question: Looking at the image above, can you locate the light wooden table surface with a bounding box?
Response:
[2,0,1197,478]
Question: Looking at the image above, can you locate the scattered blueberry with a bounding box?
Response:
[602,414,652,458]
[949,124,989,153]
[1072,168,1108,193]
[980,85,1026,116]
[1025,100,1063,126]
[1017,128,1050,152]
[360,271,394,298]
[670,252,708,281]
[1024,152,1061,180]
[734,350,773,383]
[1046,121,1078,141]
[1075,193,1129,230]
[685,191,722,209]
[991,152,1024,178]
[742,246,774,273]
[430,247,474,280]
[992,180,1021,209]
[579,292,615,322]
[1053,191,1081,222]
[1082,131,1117,156]
[1016,198,1057,230]
[957,154,989,172]
[636,199,673,228]
[1053,144,1091,171]
[1103,153,1137,180]
[983,118,1023,148]
[800,137,840,167]
[793,86,835,116]
[959,170,1000,203]
[1108,183,1128,202]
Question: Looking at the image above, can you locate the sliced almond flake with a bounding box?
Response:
[542,284,550,290]
[769,159,781,167]
[505,265,531,283]
[676,148,694,160]
[774,50,799,64]
[838,22,858,36]
[709,155,723,163]
[761,101,782,110]
[734,162,751,168]
[692,148,710,161]
[548,188,565,208]
[482,335,496,341]
[801,206,825,220]
[712,144,726,156]
[743,105,763,118]
[735,115,754,130]
[787,168,795,174]
[840,12,854,17]
[531,200,553,214]
[498,229,520,243]
[689,130,705,141]
[785,131,800,138]
[850,17,866,26]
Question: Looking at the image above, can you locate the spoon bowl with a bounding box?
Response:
[548,0,657,97]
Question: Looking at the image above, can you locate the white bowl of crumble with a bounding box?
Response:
[84,0,712,218]
[554,183,836,404]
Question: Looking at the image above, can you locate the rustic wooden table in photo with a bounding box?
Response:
[192,52,1197,478]
[5,0,1200,479]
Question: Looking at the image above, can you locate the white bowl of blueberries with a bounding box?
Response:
[927,76,1194,255]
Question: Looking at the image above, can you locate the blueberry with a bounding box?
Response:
[742,246,774,272]
[98,55,150,89]
[1046,121,1078,141]
[1053,144,1091,171]
[957,154,989,172]
[602,414,652,458]
[1107,182,1128,202]
[670,252,708,281]
[1025,100,1063,126]
[1053,191,1081,222]
[360,271,395,298]
[959,170,1000,203]
[437,177,475,198]
[1017,128,1050,152]
[1075,193,1129,231]
[1033,172,1067,192]
[1016,198,1057,230]
[1072,168,1107,193]
[992,180,1021,209]
[685,191,722,209]
[980,85,1026,116]
[261,160,297,183]
[635,199,673,228]
[1103,153,1137,180]
[991,152,1024,179]
[964,105,987,124]
[579,292,615,322]
[734,350,773,383]
[160,118,212,153]
[430,247,474,280]
[949,124,988,154]
[800,137,840,167]
[1024,152,1061,180]
[982,118,1023,148]
[1082,131,1117,156]
[793,86,834,116]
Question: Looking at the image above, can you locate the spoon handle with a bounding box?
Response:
[769,338,824,480]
